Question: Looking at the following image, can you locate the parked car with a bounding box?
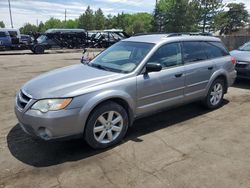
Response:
[20,34,32,45]
[31,28,87,54]
[0,30,12,50]
[15,34,236,149]
[0,28,21,45]
[230,42,250,79]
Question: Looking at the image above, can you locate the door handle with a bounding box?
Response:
[175,73,183,78]
[208,66,213,70]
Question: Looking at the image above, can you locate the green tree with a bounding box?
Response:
[105,14,114,29]
[43,18,63,30]
[214,3,249,35]
[198,0,223,32]
[64,19,78,28]
[128,13,153,34]
[153,0,200,32]
[78,6,95,30]
[94,8,105,30]
[0,21,5,28]
[38,21,46,32]
[20,23,38,34]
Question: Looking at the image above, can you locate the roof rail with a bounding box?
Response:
[133,32,167,36]
[133,32,213,37]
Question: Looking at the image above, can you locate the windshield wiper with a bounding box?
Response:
[89,63,110,71]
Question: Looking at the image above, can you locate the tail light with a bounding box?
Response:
[231,57,237,65]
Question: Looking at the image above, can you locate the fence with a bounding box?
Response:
[217,35,250,51]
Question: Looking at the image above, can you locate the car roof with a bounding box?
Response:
[123,34,221,44]
[46,29,86,33]
[0,30,9,34]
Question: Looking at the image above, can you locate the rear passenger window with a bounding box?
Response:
[202,41,229,58]
[182,42,207,63]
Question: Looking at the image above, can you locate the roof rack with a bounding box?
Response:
[133,32,168,36]
[133,32,213,37]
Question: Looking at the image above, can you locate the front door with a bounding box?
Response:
[136,42,185,116]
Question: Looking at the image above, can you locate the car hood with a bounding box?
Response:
[230,50,250,62]
[22,64,123,99]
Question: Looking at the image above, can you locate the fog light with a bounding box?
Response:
[37,127,52,140]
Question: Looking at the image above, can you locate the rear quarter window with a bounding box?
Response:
[202,41,229,59]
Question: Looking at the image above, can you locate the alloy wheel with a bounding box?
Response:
[93,111,123,144]
[210,83,223,106]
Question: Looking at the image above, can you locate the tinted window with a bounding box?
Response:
[182,42,207,63]
[148,43,182,68]
[202,41,229,58]
[0,32,6,37]
[8,31,17,38]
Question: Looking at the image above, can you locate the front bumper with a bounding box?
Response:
[15,106,83,140]
[236,62,250,79]
[236,68,250,79]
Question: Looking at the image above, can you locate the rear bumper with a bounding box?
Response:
[228,70,237,86]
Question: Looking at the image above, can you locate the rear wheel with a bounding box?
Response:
[204,78,225,109]
[84,101,128,149]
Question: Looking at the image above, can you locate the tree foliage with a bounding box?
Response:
[213,3,249,35]
[20,23,39,34]
[78,6,95,30]
[94,8,105,30]
[152,0,201,32]
[197,0,223,32]
[0,21,5,28]
[17,2,249,36]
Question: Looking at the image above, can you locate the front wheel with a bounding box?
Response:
[204,79,225,109]
[84,101,128,149]
[34,45,45,54]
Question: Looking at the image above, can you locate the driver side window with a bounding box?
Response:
[148,43,182,68]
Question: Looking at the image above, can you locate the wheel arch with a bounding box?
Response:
[207,71,229,95]
[79,91,136,135]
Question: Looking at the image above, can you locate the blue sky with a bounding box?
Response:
[0,0,155,28]
[0,0,249,28]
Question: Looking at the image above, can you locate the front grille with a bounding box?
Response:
[17,90,31,110]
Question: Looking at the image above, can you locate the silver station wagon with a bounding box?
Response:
[15,33,236,149]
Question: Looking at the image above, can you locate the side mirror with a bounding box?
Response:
[145,63,162,73]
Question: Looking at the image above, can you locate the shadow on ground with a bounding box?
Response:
[7,100,229,167]
[233,79,250,90]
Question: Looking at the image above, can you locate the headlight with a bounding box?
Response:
[31,98,72,113]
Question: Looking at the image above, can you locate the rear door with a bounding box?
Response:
[182,41,215,100]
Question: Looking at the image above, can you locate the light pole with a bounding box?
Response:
[8,0,13,28]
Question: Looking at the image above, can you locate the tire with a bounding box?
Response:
[34,45,45,54]
[204,78,225,109]
[84,101,129,149]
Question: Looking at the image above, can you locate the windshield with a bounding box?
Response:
[89,41,154,73]
[238,43,250,51]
